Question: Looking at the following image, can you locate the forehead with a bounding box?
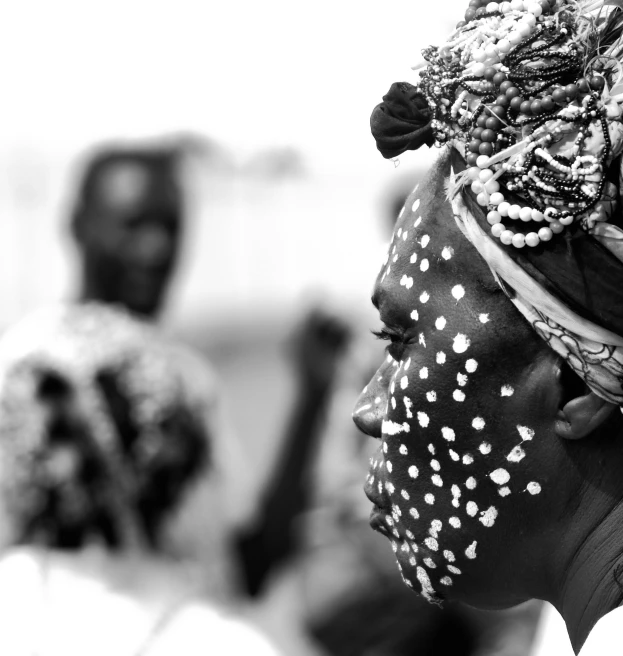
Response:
[93,160,179,218]
[374,154,504,333]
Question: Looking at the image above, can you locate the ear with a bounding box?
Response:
[555,391,618,440]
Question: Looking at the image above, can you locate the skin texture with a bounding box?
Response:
[352,150,623,651]
[72,156,182,318]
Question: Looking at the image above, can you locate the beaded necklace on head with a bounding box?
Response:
[371,0,623,250]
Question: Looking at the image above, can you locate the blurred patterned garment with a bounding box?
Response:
[0,302,278,655]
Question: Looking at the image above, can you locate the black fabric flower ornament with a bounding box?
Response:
[370,82,434,158]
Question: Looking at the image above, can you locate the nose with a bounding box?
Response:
[352,359,394,439]
[134,225,174,268]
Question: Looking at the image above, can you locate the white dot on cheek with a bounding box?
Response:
[441,427,455,441]
[426,391,437,402]
[465,359,478,373]
[411,309,419,321]
[490,468,510,485]
[417,412,429,427]
[435,316,446,330]
[436,352,446,365]
[527,482,542,495]
[412,198,420,212]
[409,507,419,519]
[420,292,429,303]
[410,252,418,264]
[421,234,430,248]
[479,314,489,324]
[420,259,429,272]
[453,334,471,354]
[449,516,461,528]
[451,285,465,301]
[501,385,514,396]
[401,376,409,389]
[419,367,428,379]
[425,493,435,505]
[466,477,477,489]
[471,417,485,430]
[386,461,393,473]
[453,390,466,402]
[408,465,419,479]
[399,444,408,456]
[441,246,454,260]
[466,501,478,517]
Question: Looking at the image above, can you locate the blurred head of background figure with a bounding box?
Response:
[0,302,211,552]
[69,146,184,318]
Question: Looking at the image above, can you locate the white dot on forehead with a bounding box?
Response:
[400,275,414,290]
[441,427,455,442]
[430,459,440,471]
[420,291,429,303]
[498,487,511,497]
[436,351,446,364]
[449,449,459,461]
[410,309,419,321]
[449,516,461,528]
[465,359,478,373]
[465,541,478,559]
[424,537,438,551]
[386,461,393,473]
[417,412,429,428]
[410,252,418,264]
[457,373,468,387]
[428,443,436,455]
[425,493,435,504]
[479,314,490,323]
[435,316,447,330]
[421,234,430,248]
[420,259,430,272]
[399,444,408,455]
[423,558,436,568]
[451,285,465,301]
[408,465,419,479]
[527,482,542,495]
[414,216,422,228]
[412,198,420,212]
[462,454,474,465]
[501,385,514,397]
[466,501,478,516]
[401,489,410,499]
[479,506,498,528]
[453,334,471,354]
[431,474,443,487]
[479,442,492,455]
[410,507,419,518]
[472,417,485,431]
[441,246,454,260]
[420,367,428,379]
[426,390,437,402]
[490,468,510,485]
[448,565,462,575]
[507,445,525,462]
[453,390,465,402]
[466,477,477,490]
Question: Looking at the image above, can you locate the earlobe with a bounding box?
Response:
[555,391,618,440]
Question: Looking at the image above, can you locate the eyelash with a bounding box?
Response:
[372,329,406,360]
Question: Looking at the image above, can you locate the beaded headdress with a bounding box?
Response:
[371,0,623,406]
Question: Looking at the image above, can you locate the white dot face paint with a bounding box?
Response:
[420,367,429,379]
[400,275,414,290]
[479,314,489,323]
[490,469,510,485]
[417,412,430,428]
[453,390,465,402]
[527,482,542,495]
[412,198,420,212]
[441,427,455,442]
[451,285,465,301]
[420,259,430,272]
[420,292,430,303]
[441,246,454,260]
[421,235,430,248]
[425,494,435,505]
[436,351,446,364]
[435,316,447,330]
[465,359,478,373]
[410,310,419,322]
[426,391,437,402]
[501,385,514,397]
[410,252,418,264]
[453,334,471,354]
[472,417,485,431]
[517,425,535,441]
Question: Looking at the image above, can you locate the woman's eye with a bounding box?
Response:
[372,329,406,361]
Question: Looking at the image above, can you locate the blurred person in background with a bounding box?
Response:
[69,144,184,319]
[0,302,282,655]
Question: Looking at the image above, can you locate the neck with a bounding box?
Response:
[556,497,623,652]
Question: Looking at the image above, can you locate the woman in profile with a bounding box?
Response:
[0,302,281,656]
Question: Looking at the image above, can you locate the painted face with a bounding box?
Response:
[353,153,567,608]
[80,161,182,317]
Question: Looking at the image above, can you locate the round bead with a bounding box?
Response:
[473,48,487,62]
[519,207,533,221]
[530,100,543,115]
[577,78,590,93]
[517,23,532,37]
[467,166,482,180]
[481,129,496,142]
[477,192,489,206]
[489,192,504,205]
[512,233,526,248]
[479,142,494,156]
[505,85,520,98]
[541,96,555,111]
[485,44,499,58]
[565,83,579,99]
[522,15,537,29]
[472,127,484,140]
[519,100,533,114]
[498,201,511,216]
[590,75,605,92]
[509,96,524,111]
[508,31,523,45]
[527,3,542,15]
[497,39,512,53]
[550,221,564,234]
[484,66,497,81]
[500,230,514,245]
[508,204,521,220]
[487,210,502,225]
[466,153,479,166]
[559,214,574,226]
[485,116,503,130]
[531,209,544,222]
[525,232,540,247]
[538,227,553,241]
[486,1,500,11]
[510,0,524,9]
[499,80,514,94]
[465,7,477,20]
[476,114,489,128]
[491,223,506,238]
[479,169,494,182]
[492,72,507,86]
[552,88,567,104]
[472,62,486,77]
[485,180,500,193]
[476,155,490,168]
[491,105,507,118]
[495,94,510,107]
[500,1,513,11]
[475,6,487,15]
[469,139,482,153]
[471,181,484,194]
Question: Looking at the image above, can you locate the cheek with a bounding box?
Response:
[375,314,548,599]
